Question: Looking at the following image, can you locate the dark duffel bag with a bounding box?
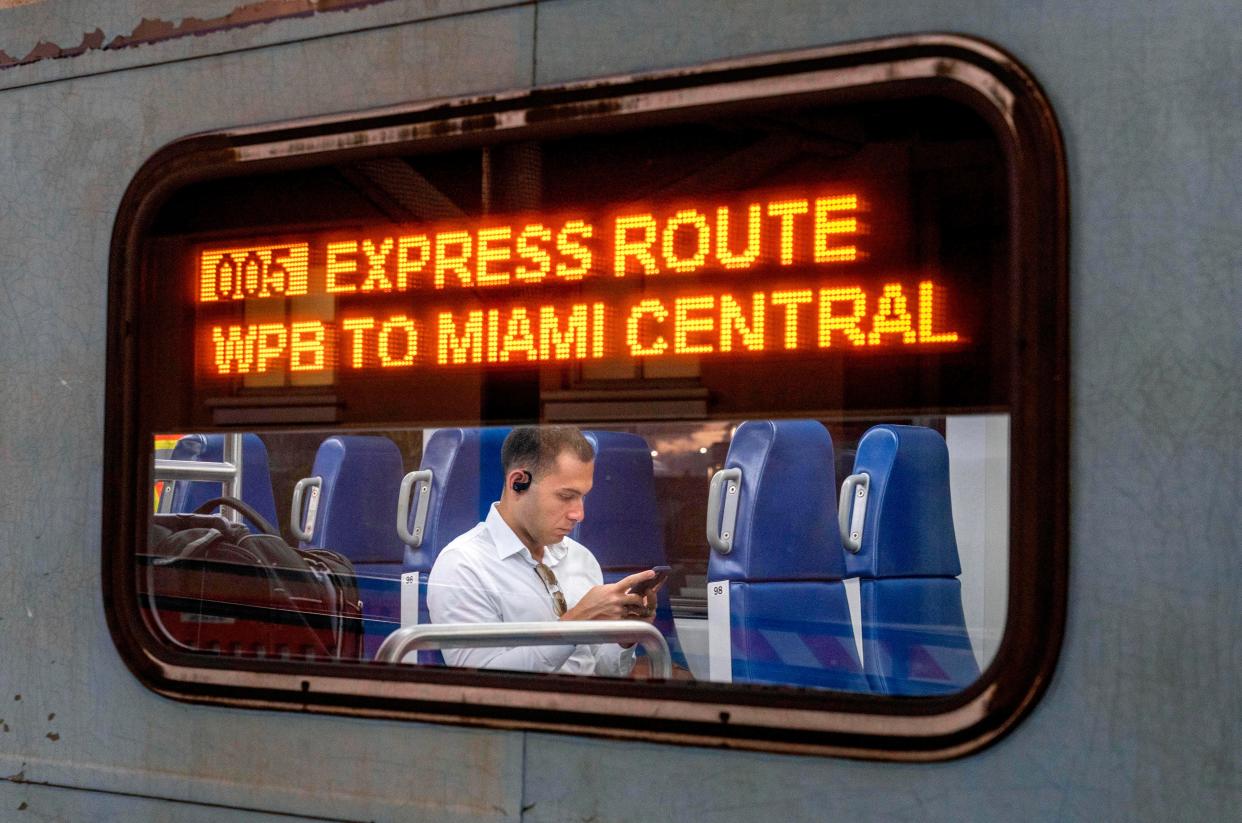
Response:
[142,496,364,661]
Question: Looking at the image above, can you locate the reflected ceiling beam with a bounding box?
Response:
[337,158,466,223]
[645,131,857,199]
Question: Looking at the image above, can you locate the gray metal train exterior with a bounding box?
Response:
[0,1,1236,820]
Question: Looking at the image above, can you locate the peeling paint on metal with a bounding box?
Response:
[0,0,405,70]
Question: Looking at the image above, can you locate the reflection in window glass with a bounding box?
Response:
[144,417,1006,692]
[135,92,1017,698]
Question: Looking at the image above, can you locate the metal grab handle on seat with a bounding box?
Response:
[290,476,322,542]
[838,472,870,553]
[706,467,742,554]
[396,469,433,547]
[374,621,672,679]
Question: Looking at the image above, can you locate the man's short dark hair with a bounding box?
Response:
[501,426,594,480]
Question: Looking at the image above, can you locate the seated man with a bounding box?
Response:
[426,425,661,676]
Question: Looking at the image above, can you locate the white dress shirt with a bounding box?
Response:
[426,503,635,676]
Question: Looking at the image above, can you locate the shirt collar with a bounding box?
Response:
[485,503,570,565]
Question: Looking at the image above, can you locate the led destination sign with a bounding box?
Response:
[195,188,966,378]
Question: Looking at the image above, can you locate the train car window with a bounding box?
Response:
[106,36,1066,758]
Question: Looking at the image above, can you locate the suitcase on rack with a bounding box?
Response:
[139,496,364,661]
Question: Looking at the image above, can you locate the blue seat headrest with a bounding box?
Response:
[302,436,405,565]
[409,427,510,572]
[571,431,665,570]
[708,420,846,581]
[845,425,961,579]
[169,434,278,533]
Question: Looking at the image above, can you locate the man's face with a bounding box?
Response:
[516,451,593,548]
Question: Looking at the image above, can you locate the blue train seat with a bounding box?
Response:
[401,427,510,663]
[166,434,278,534]
[706,420,866,691]
[573,431,665,573]
[404,427,511,575]
[411,427,684,671]
[573,430,684,668]
[842,425,980,695]
[295,435,407,659]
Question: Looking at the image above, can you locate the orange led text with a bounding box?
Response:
[205,281,960,376]
[195,190,863,302]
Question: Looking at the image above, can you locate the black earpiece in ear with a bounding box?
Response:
[511,469,532,493]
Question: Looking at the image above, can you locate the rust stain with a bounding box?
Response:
[0,0,401,70]
[524,98,624,124]
[426,111,499,136]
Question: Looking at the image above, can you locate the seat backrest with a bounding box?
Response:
[404,427,509,665]
[298,435,405,566]
[843,424,978,695]
[706,420,863,690]
[407,427,510,573]
[709,419,847,582]
[167,434,279,533]
[571,431,666,572]
[844,425,961,580]
[573,431,685,668]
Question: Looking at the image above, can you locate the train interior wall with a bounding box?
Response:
[0,1,1238,820]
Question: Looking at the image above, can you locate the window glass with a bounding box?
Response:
[146,416,1006,689]
[138,94,1009,694]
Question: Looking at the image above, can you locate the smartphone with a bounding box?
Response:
[627,565,671,596]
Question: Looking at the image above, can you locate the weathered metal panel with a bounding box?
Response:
[525,0,1242,820]
[0,0,523,91]
[0,4,536,820]
[0,0,1238,820]
[0,778,341,822]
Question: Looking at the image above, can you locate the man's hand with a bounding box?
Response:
[632,583,660,625]
[560,569,661,623]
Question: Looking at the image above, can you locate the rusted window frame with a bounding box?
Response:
[104,33,1068,760]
